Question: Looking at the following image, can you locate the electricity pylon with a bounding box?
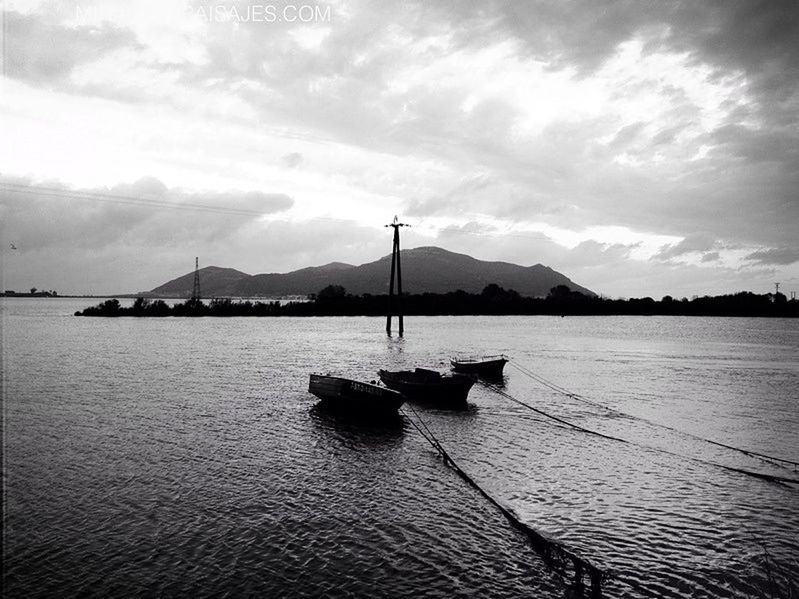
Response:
[191,257,201,303]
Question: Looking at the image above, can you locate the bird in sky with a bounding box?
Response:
[10,243,17,250]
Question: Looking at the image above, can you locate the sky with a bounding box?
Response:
[1,0,797,298]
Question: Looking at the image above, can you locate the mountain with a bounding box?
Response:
[145,266,251,297]
[145,247,594,298]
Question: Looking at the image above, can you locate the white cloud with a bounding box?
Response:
[2,1,798,297]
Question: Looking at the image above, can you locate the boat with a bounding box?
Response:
[308,374,405,414]
[378,368,474,406]
[450,354,509,378]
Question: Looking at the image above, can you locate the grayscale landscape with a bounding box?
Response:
[2,2,798,598]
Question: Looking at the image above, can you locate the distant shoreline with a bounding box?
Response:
[1,294,302,300]
[73,285,799,318]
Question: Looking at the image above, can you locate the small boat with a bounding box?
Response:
[450,354,508,378]
[308,374,405,414]
[378,368,474,406]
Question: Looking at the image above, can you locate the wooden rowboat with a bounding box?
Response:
[450,354,508,378]
[378,368,474,406]
[308,374,405,414]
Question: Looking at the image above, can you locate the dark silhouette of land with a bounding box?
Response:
[75,285,799,318]
[1,287,58,297]
[143,247,595,298]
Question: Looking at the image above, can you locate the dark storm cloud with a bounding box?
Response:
[709,123,799,167]
[487,0,799,94]
[296,1,795,146]
[744,248,799,266]
[13,1,798,146]
[400,1,798,240]
[1,177,151,250]
[653,233,719,261]
[0,176,293,252]
[5,0,798,296]
[15,1,796,162]
[0,175,297,293]
[677,0,799,102]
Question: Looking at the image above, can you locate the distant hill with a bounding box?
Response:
[145,247,595,298]
[144,266,251,297]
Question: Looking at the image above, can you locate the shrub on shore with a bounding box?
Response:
[74,287,799,318]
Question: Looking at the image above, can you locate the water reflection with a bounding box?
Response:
[385,335,405,353]
[474,373,508,387]
[6,305,798,599]
[308,402,407,442]
[404,401,482,418]
[399,398,471,412]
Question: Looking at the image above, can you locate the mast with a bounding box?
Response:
[385,216,409,336]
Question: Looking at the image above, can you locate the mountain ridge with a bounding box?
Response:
[144,246,595,298]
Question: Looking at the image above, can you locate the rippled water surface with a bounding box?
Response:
[3,298,798,598]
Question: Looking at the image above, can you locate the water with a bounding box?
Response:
[3,298,798,598]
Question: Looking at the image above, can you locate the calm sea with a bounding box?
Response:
[3,298,798,598]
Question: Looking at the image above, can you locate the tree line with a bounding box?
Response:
[74,284,799,317]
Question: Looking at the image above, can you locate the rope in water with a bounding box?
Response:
[507,360,799,471]
[400,403,607,597]
[477,378,799,486]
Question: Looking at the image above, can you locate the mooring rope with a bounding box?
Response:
[482,381,628,443]
[400,404,607,597]
[478,379,799,486]
[508,359,799,472]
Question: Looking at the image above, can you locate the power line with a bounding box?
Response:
[0,182,279,218]
[0,182,585,241]
[0,182,391,230]
[0,181,561,240]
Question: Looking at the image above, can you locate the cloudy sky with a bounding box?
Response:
[1,0,797,297]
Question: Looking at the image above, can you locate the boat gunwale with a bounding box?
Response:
[377,369,474,386]
[309,374,404,403]
[450,354,509,366]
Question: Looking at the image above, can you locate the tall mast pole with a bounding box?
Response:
[385,216,409,336]
[395,227,404,336]
[387,232,397,334]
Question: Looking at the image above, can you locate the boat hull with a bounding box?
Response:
[450,355,508,378]
[308,374,405,414]
[378,368,474,406]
